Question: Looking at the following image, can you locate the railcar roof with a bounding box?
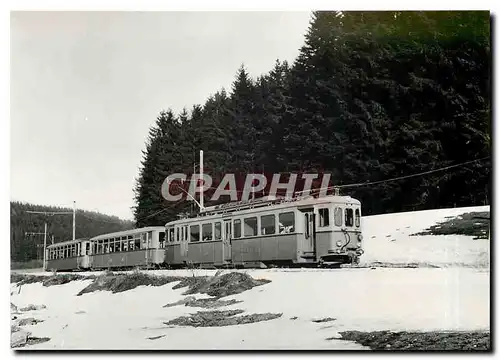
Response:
[89,226,165,241]
[165,195,361,227]
[46,238,90,248]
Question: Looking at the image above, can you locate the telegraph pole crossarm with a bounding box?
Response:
[25,204,77,272]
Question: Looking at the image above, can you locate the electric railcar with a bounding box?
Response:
[46,194,363,271]
[164,194,363,268]
[46,227,166,271]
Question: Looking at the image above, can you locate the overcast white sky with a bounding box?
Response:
[10,11,311,220]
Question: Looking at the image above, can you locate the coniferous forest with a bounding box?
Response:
[134,11,491,227]
[10,202,134,263]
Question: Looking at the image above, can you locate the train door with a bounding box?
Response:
[222,219,232,263]
[79,241,91,269]
[180,225,188,259]
[299,207,316,256]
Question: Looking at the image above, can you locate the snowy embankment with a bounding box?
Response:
[361,205,490,268]
[11,205,490,350]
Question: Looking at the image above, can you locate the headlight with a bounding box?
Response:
[336,240,342,247]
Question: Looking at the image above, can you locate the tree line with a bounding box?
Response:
[10,201,134,262]
[134,11,491,227]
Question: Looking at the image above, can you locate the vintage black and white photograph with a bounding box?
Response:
[9,9,491,351]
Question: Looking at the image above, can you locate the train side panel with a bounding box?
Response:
[231,234,298,263]
[46,257,79,271]
[90,249,165,269]
[185,241,224,265]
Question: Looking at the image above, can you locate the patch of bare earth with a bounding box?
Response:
[76,271,185,295]
[164,271,280,327]
[176,271,271,298]
[336,330,490,351]
[312,317,336,323]
[163,296,242,309]
[11,303,50,348]
[412,211,490,240]
[165,309,282,327]
[11,273,91,287]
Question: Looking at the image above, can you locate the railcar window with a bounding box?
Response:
[86,243,90,255]
[190,224,200,242]
[279,212,295,233]
[135,237,141,250]
[184,226,188,241]
[234,219,241,238]
[345,208,354,227]
[129,239,135,250]
[159,231,166,248]
[202,223,213,241]
[334,207,343,226]
[175,227,180,242]
[214,222,222,240]
[319,208,330,227]
[261,214,276,235]
[168,228,174,242]
[123,240,128,251]
[355,209,360,227]
[128,235,133,240]
[244,217,258,237]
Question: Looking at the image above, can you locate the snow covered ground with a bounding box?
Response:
[11,205,490,350]
[361,205,490,268]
